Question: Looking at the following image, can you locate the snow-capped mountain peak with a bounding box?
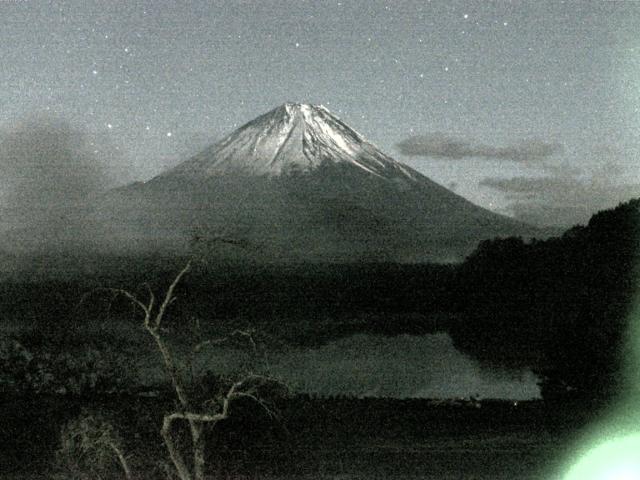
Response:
[163,103,417,181]
[91,103,538,262]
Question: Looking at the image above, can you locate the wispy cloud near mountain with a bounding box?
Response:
[480,161,640,227]
[396,133,563,162]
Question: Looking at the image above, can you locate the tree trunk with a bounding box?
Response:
[191,422,206,480]
[149,327,190,408]
[162,415,193,480]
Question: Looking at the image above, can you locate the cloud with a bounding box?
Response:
[0,116,117,233]
[480,170,640,227]
[395,133,564,162]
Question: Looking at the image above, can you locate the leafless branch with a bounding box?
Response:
[113,288,151,317]
[93,259,284,480]
[192,337,229,353]
[192,328,255,354]
[227,391,279,420]
[144,282,156,316]
[155,261,191,329]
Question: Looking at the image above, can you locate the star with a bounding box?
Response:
[464,14,469,19]
[166,132,172,137]
[107,123,113,129]
[92,70,98,75]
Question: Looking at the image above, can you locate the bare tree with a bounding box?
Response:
[57,410,133,480]
[110,261,282,480]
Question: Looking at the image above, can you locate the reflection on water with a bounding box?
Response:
[269,333,540,399]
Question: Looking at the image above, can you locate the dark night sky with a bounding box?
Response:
[1,0,639,227]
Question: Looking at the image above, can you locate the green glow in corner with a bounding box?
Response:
[563,434,640,480]
[560,229,640,479]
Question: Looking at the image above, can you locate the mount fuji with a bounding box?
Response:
[92,103,537,262]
